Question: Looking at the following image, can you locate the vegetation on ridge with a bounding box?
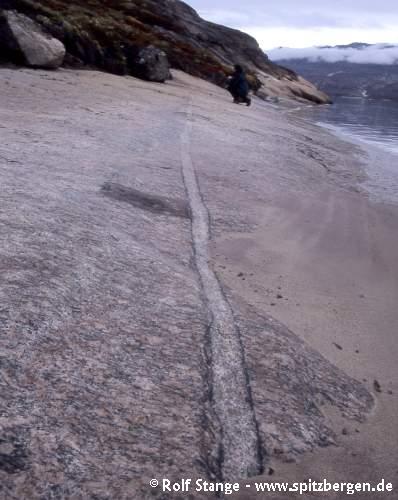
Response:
[1,0,299,89]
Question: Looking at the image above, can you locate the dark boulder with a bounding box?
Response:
[137,46,171,83]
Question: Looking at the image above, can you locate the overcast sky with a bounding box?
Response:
[186,0,398,50]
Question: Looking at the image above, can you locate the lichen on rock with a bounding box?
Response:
[0,0,331,102]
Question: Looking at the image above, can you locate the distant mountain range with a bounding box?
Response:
[268,43,398,100]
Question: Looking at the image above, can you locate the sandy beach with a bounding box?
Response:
[0,67,397,498]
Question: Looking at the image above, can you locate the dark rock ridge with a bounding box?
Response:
[0,0,330,102]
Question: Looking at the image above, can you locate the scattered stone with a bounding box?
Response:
[237,272,244,277]
[388,390,393,395]
[342,428,349,436]
[373,380,382,393]
[355,349,360,354]
[271,303,276,306]
[277,294,283,299]
[137,45,170,83]
[0,10,65,69]
[333,342,343,351]
[268,467,275,476]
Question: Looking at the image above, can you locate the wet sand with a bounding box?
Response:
[207,114,398,498]
[217,182,398,498]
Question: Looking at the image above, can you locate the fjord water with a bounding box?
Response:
[307,97,398,155]
[299,97,398,203]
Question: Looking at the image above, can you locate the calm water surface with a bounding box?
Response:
[297,97,398,203]
[305,97,398,155]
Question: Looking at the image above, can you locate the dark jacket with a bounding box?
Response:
[228,69,249,98]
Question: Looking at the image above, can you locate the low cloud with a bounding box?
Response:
[268,44,398,64]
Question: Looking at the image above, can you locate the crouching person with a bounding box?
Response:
[227,64,251,106]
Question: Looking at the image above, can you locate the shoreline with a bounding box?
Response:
[316,122,398,207]
[209,100,398,497]
[0,67,396,498]
[316,120,398,157]
[291,98,398,206]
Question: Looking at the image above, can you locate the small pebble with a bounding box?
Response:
[373,380,382,393]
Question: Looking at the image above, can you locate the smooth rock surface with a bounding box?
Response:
[0,68,396,499]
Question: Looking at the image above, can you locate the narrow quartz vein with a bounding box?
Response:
[180,102,262,480]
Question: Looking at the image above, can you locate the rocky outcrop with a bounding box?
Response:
[258,72,332,104]
[0,0,330,103]
[0,9,65,68]
[137,45,170,82]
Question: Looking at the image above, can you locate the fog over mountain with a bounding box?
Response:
[268,43,398,100]
[269,43,398,65]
